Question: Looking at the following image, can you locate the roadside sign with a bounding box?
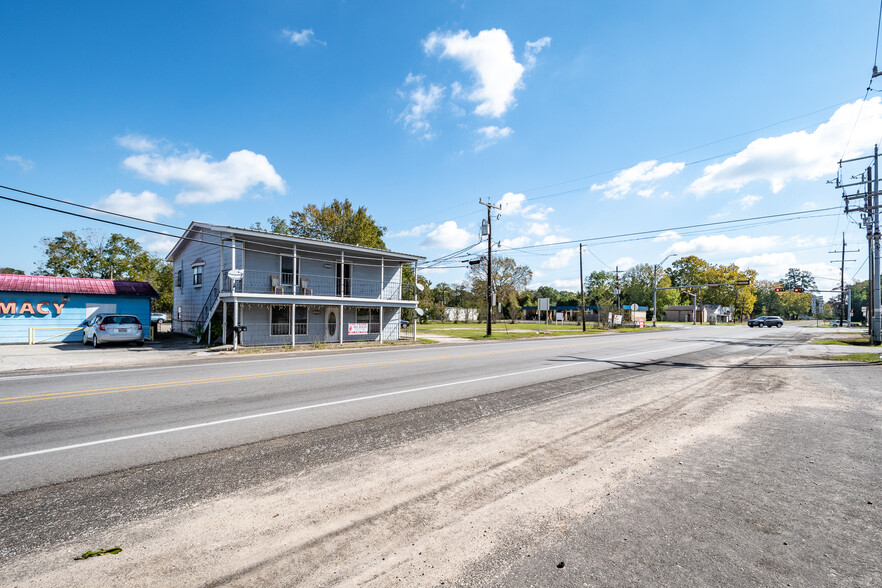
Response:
[630,303,638,312]
[538,298,550,311]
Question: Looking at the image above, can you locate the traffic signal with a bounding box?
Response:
[774,287,785,292]
[793,287,805,293]
[735,280,751,286]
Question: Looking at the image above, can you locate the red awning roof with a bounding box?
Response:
[0,274,159,297]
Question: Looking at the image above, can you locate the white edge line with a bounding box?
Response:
[0,342,705,462]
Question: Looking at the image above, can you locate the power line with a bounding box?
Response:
[497,207,841,254]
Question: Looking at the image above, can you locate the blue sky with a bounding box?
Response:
[2,1,881,292]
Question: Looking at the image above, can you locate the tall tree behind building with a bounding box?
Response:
[253,198,387,249]
[36,229,172,310]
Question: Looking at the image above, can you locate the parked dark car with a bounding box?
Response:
[748,315,784,328]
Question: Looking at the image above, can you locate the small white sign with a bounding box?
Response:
[348,323,369,335]
[631,303,639,312]
[555,312,564,321]
[614,314,623,325]
[538,298,550,311]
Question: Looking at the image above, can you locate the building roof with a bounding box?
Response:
[165,221,425,263]
[0,274,159,297]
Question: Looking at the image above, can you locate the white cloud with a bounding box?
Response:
[654,230,681,242]
[690,98,882,195]
[734,252,841,282]
[527,222,550,236]
[663,234,781,257]
[123,149,285,204]
[738,194,763,209]
[475,125,513,151]
[141,234,179,257]
[591,160,685,199]
[397,74,445,139]
[548,278,580,290]
[523,37,551,70]
[94,190,174,222]
[4,154,34,172]
[424,28,524,118]
[500,235,531,249]
[539,234,570,245]
[614,257,637,271]
[497,191,553,220]
[637,188,655,198]
[542,247,579,270]
[115,134,158,153]
[422,220,473,249]
[283,28,325,46]
[388,223,436,238]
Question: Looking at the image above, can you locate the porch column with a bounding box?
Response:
[233,296,239,351]
[381,257,385,299]
[379,306,384,343]
[222,301,227,345]
[339,304,344,344]
[291,303,296,347]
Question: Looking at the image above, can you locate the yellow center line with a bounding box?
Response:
[2,337,668,406]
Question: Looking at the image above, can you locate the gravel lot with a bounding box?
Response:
[0,328,879,586]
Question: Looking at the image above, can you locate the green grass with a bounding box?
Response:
[813,337,871,346]
[830,352,882,363]
[410,321,650,341]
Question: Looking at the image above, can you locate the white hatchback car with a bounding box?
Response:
[82,314,145,347]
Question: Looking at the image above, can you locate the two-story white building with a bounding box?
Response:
[166,222,424,347]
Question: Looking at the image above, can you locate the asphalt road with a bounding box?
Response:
[2,325,776,494]
[0,323,879,586]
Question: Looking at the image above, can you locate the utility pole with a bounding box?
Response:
[870,144,882,345]
[836,144,881,343]
[479,199,501,336]
[829,233,857,326]
[579,244,586,331]
[614,266,621,312]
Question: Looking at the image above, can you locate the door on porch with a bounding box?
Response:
[324,306,339,342]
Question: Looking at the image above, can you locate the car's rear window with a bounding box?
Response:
[102,316,140,325]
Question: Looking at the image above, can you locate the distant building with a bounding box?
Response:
[0,274,157,344]
[443,307,479,322]
[664,304,732,323]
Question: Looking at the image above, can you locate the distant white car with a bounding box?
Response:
[151,312,168,325]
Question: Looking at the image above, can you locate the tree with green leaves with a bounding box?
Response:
[0,267,25,274]
[467,256,532,321]
[780,268,817,291]
[254,198,387,249]
[36,229,172,311]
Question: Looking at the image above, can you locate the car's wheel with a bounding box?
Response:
[82,331,89,345]
[136,340,144,347]
[776,323,782,328]
[749,324,754,328]
[92,335,99,348]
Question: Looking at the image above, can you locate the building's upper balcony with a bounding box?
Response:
[219,269,416,302]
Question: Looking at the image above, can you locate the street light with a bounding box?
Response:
[652,254,676,327]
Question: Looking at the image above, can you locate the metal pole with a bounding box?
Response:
[872,145,882,345]
[841,232,846,326]
[867,168,874,335]
[487,205,492,337]
[652,264,658,328]
[579,244,586,331]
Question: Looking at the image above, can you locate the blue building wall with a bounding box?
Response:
[0,293,151,344]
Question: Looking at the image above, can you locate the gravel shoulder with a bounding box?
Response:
[1,328,879,586]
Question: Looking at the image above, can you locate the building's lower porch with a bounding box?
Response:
[213,299,409,346]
